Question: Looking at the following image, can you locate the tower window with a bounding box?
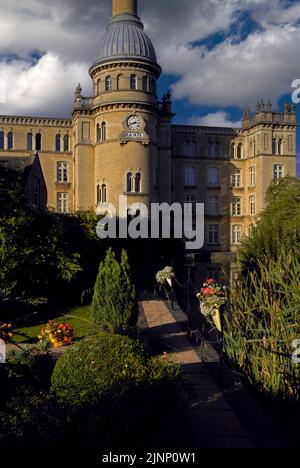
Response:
[97,79,101,94]
[105,76,112,92]
[274,164,284,180]
[101,122,106,141]
[97,183,107,204]
[57,162,68,183]
[236,143,243,159]
[126,172,133,192]
[63,134,69,152]
[27,133,33,151]
[231,143,235,159]
[117,74,123,90]
[36,133,42,151]
[7,132,13,150]
[55,134,61,152]
[130,74,138,90]
[135,173,141,193]
[0,131,4,149]
[142,75,149,92]
[96,124,101,142]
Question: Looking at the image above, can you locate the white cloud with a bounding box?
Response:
[0,53,91,117]
[189,111,241,128]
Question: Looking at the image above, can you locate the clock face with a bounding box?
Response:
[127,115,142,131]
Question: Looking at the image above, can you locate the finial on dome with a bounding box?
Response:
[112,0,137,17]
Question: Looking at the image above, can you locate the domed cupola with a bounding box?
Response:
[91,0,160,71]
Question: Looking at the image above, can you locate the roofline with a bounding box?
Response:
[89,57,162,76]
[0,114,72,124]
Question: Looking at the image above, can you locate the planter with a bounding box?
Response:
[212,308,222,333]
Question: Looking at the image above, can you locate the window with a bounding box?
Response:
[274,164,284,180]
[208,142,220,159]
[57,193,69,213]
[55,134,61,152]
[96,124,101,142]
[236,144,243,159]
[207,167,220,187]
[126,172,133,192]
[231,143,235,159]
[35,133,42,151]
[249,195,256,215]
[151,78,156,95]
[57,162,68,183]
[97,79,101,94]
[33,178,40,207]
[232,169,242,188]
[97,184,107,204]
[27,133,33,151]
[154,166,159,187]
[117,74,123,90]
[183,141,190,157]
[63,134,69,152]
[130,74,137,90]
[248,224,255,238]
[7,132,13,150]
[105,76,112,92]
[185,195,196,216]
[101,122,106,141]
[232,225,242,245]
[251,139,256,156]
[142,75,149,92]
[272,138,278,155]
[232,197,242,216]
[278,139,282,155]
[190,141,197,158]
[0,131,4,149]
[184,166,197,187]
[249,166,256,187]
[135,173,141,193]
[207,224,220,245]
[207,195,220,216]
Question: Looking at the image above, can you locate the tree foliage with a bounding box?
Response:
[91,248,136,334]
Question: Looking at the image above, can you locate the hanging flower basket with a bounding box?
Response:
[156,266,175,286]
[197,279,227,332]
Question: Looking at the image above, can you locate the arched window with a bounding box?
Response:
[135,173,141,193]
[151,78,156,95]
[55,134,61,152]
[130,74,137,90]
[35,133,42,151]
[278,139,282,155]
[0,131,4,149]
[272,138,277,155]
[7,131,13,150]
[117,74,123,90]
[96,124,101,143]
[63,134,69,152]
[97,79,101,94]
[126,172,133,192]
[105,76,112,92]
[249,166,256,187]
[27,133,33,151]
[236,143,243,159]
[101,122,106,141]
[142,75,149,92]
[97,184,107,204]
[231,143,235,159]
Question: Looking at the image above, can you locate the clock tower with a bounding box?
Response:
[83,0,161,211]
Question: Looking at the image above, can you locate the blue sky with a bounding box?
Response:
[0,0,299,172]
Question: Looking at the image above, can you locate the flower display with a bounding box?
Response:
[197,279,227,318]
[0,322,14,342]
[38,320,74,348]
[156,266,175,286]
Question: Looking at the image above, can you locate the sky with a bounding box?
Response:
[0,0,300,172]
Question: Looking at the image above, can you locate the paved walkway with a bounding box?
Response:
[139,299,291,449]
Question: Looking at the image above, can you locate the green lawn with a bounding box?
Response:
[15,305,92,344]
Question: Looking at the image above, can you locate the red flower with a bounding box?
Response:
[207,278,216,285]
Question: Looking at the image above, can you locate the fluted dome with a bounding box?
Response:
[94,13,158,67]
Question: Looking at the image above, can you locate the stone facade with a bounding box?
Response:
[0,0,296,281]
